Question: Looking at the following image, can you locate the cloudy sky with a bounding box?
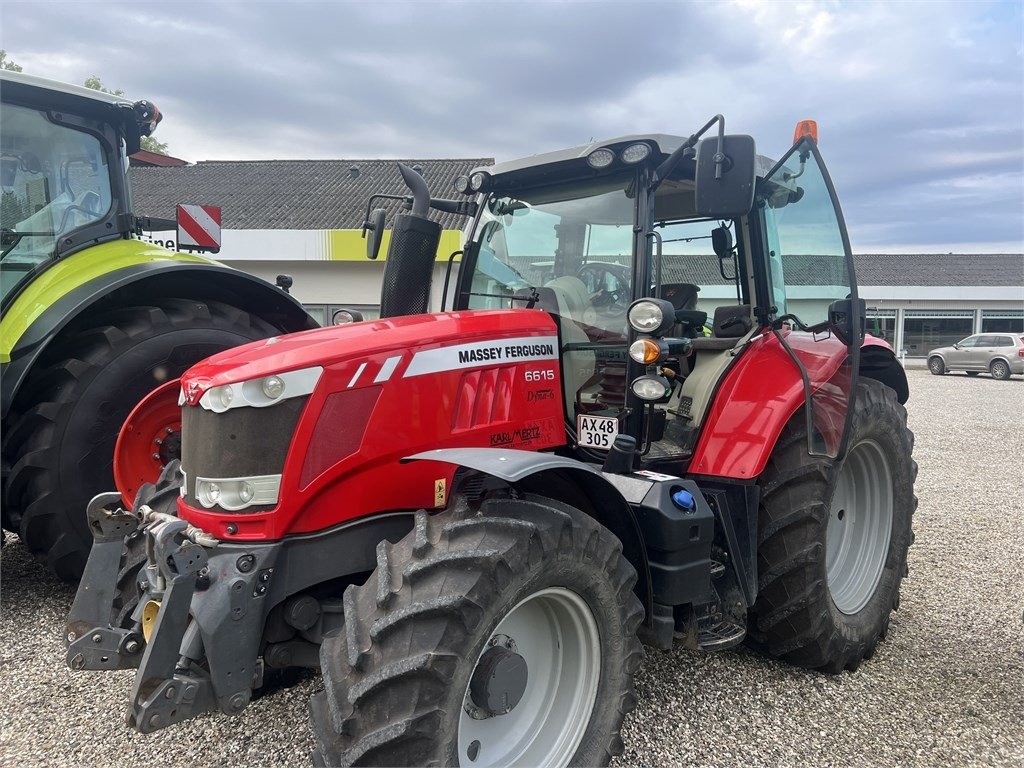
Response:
[3,0,1021,252]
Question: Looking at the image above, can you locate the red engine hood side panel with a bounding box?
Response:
[178,310,567,539]
[689,330,849,480]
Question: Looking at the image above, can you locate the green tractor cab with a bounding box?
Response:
[0,70,316,579]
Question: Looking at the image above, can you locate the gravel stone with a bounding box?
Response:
[2,369,1021,767]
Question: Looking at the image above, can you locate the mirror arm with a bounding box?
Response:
[651,114,724,191]
[360,194,410,237]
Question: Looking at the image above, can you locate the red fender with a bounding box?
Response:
[689,331,903,480]
[114,378,182,505]
[689,331,840,480]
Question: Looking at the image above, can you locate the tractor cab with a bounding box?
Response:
[440,118,863,472]
[0,71,162,306]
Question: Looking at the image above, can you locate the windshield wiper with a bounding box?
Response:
[1,229,57,260]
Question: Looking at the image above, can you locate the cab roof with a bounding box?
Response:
[0,70,133,108]
[474,133,779,191]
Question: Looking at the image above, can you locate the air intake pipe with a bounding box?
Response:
[379,163,441,318]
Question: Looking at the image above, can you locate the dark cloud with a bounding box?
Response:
[2,0,1021,251]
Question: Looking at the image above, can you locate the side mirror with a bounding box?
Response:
[363,208,386,260]
[953,343,960,350]
[711,226,733,258]
[828,297,865,346]
[694,135,757,218]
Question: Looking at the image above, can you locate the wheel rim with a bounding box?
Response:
[992,361,1007,378]
[826,439,894,615]
[929,358,942,373]
[113,379,182,506]
[458,587,601,768]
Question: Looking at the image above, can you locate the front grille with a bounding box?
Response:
[181,396,308,512]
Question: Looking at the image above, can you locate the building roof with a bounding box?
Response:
[853,253,1023,287]
[131,158,492,230]
[129,149,189,168]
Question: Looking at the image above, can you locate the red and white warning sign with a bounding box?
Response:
[176,204,222,250]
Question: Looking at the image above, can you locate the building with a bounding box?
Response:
[132,158,488,325]
[131,161,1023,355]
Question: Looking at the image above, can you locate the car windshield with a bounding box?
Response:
[1,103,113,304]
[465,173,636,338]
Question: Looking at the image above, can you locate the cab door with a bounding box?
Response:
[756,135,861,459]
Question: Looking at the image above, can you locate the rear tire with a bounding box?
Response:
[749,379,916,672]
[990,359,1011,380]
[311,493,644,767]
[2,299,277,581]
[928,356,945,375]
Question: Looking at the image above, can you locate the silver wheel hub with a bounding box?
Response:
[458,587,601,767]
[826,439,894,615]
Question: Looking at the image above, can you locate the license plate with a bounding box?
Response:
[577,414,619,450]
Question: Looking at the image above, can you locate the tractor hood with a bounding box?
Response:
[179,309,557,404]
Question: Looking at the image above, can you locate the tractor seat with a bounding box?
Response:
[659,282,700,311]
[688,305,754,351]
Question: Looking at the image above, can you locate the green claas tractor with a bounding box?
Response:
[67,115,916,766]
[0,71,315,580]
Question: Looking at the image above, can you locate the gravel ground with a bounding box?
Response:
[2,368,1022,767]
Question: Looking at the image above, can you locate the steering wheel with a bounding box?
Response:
[57,191,103,233]
[578,264,629,315]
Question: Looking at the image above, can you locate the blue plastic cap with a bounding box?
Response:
[671,489,696,511]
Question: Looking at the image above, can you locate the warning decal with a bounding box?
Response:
[403,336,558,378]
[177,204,222,249]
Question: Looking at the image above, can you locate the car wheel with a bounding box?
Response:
[927,356,946,375]
[990,359,1011,380]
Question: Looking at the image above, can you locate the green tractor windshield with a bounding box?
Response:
[1,103,114,303]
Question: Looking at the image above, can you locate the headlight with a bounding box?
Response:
[620,142,651,164]
[631,374,671,401]
[629,337,667,365]
[197,366,323,412]
[627,299,676,336]
[453,174,471,194]
[587,148,615,169]
[195,474,281,512]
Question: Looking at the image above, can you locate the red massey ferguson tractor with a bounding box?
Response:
[67,117,915,767]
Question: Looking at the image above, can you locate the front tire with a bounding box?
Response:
[750,378,916,672]
[928,356,946,375]
[3,299,278,580]
[311,493,644,767]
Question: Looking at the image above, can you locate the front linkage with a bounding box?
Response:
[65,465,279,732]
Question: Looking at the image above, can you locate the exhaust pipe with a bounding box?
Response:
[379,163,442,318]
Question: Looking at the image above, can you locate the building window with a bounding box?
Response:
[865,309,896,342]
[902,311,973,356]
[981,310,1024,333]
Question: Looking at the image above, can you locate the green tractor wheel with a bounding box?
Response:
[3,298,277,581]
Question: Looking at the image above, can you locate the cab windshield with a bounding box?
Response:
[465,173,636,339]
[1,103,113,303]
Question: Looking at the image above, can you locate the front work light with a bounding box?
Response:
[631,374,671,401]
[469,171,490,192]
[587,148,616,169]
[627,298,677,336]
[454,175,471,194]
[620,142,651,164]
